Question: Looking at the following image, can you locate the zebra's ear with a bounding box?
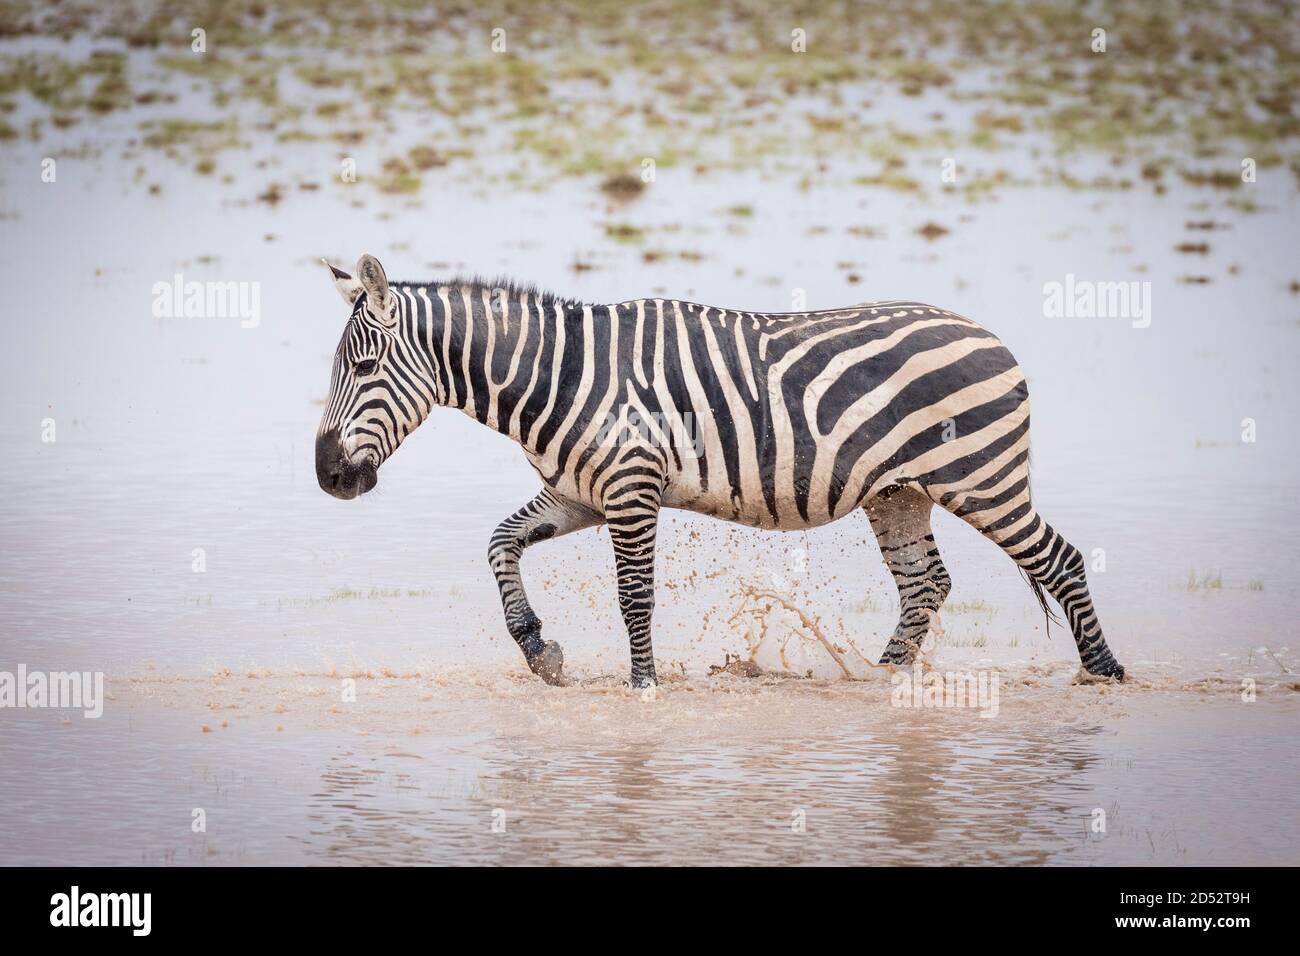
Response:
[356,254,394,321]
[322,258,363,306]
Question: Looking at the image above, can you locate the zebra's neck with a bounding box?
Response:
[394,279,578,456]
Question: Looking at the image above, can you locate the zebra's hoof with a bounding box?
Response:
[625,673,657,691]
[527,641,566,686]
[1077,660,1126,683]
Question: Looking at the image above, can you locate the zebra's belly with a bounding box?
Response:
[525,433,854,529]
[661,472,858,531]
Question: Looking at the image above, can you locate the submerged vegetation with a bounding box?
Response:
[0,0,1295,210]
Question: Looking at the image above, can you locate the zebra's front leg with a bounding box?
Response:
[488,488,599,685]
[604,483,663,689]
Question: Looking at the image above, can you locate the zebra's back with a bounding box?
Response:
[581,297,1029,530]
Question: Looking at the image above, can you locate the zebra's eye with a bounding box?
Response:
[354,358,378,376]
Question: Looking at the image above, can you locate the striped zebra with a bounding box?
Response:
[315,255,1125,688]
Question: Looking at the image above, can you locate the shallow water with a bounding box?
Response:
[1,28,1299,865]
[3,667,1296,865]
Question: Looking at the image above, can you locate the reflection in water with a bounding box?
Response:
[293,728,1083,865]
[1,671,1296,865]
[247,680,1292,866]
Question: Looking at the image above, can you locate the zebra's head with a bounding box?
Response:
[315,254,410,500]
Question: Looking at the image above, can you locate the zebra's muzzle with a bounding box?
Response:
[315,430,378,500]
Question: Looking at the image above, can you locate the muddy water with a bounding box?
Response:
[2,52,1299,863]
[3,668,1297,865]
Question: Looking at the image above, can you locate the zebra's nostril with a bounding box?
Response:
[328,470,342,489]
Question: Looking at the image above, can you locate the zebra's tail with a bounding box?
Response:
[1019,459,1062,633]
[1023,570,1062,634]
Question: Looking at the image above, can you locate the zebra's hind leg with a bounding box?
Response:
[865,488,952,665]
[488,488,600,685]
[941,487,1124,680]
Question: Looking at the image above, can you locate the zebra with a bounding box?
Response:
[315,254,1125,689]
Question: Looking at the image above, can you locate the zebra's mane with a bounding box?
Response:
[398,275,582,310]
